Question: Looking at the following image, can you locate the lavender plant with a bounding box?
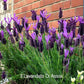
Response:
[0,4,84,84]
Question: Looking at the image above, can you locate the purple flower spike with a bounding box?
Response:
[1,71,6,79]
[40,10,47,18]
[7,29,12,36]
[78,17,84,36]
[38,35,43,52]
[64,49,69,58]
[63,20,67,29]
[40,24,44,34]
[70,47,74,52]
[1,30,4,39]
[40,9,51,20]
[31,32,36,40]
[59,8,63,18]
[19,40,25,51]
[76,34,81,45]
[24,23,31,32]
[45,35,51,50]
[56,39,60,51]
[57,33,61,40]
[4,17,12,24]
[69,47,74,56]
[58,19,64,32]
[37,16,40,21]
[64,38,69,48]
[0,30,6,44]
[0,52,2,60]
[3,0,7,10]
[1,21,4,29]
[1,38,6,44]
[60,44,64,55]
[38,35,42,43]
[51,27,56,33]
[63,21,68,38]
[31,10,37,20]
[77,34,81,39]
[69,31,73,39]
[33,23,37,30]
[45,34,51,44]
[61,44,64,49]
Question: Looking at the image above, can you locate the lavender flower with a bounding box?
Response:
[30,32,38,48]
[40,9,51,20]
[31,32,36,40]
[40,9,51,26]
[63,58,69,66]
[45,34,51,50]
[24,17,28,28]
[1,71,6,79]
[7,30,15,44]
[13,15,23,33]
[78,17,84,36]
[69,17,78,37]
[1,38,6,44]
[69,31,73,45]
[59,8,62,18]
[19,34,25,51]
[3,0,7,10]
[21,17,25,28]
[37,16,41,29]
[0,30,6,44]
[33,23,38,35]
[64,49,69,58]
[31,10,37,20]
[58,19,64,32]
[0,52,2,60]
[69,47,74,56]
[76,34,81,45]
[1,21,4,29]
[13,27,17,37]
[57,33,61,40]
[60,44,64,55]
[64,38,69,48]
[38,35,43,52]
[40,24,44,34]
[4,17,12,31]
[44,22,49,33]
[62,20,68,38]
[21,16,28,28]
[49,28,56,42]
[15,33,19,41]
[19,40,25,51]
[24,23,31,39]
[0,30,4,40]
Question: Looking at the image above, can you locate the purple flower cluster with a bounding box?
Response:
[3,0,7,10]
[0,7,84,74]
